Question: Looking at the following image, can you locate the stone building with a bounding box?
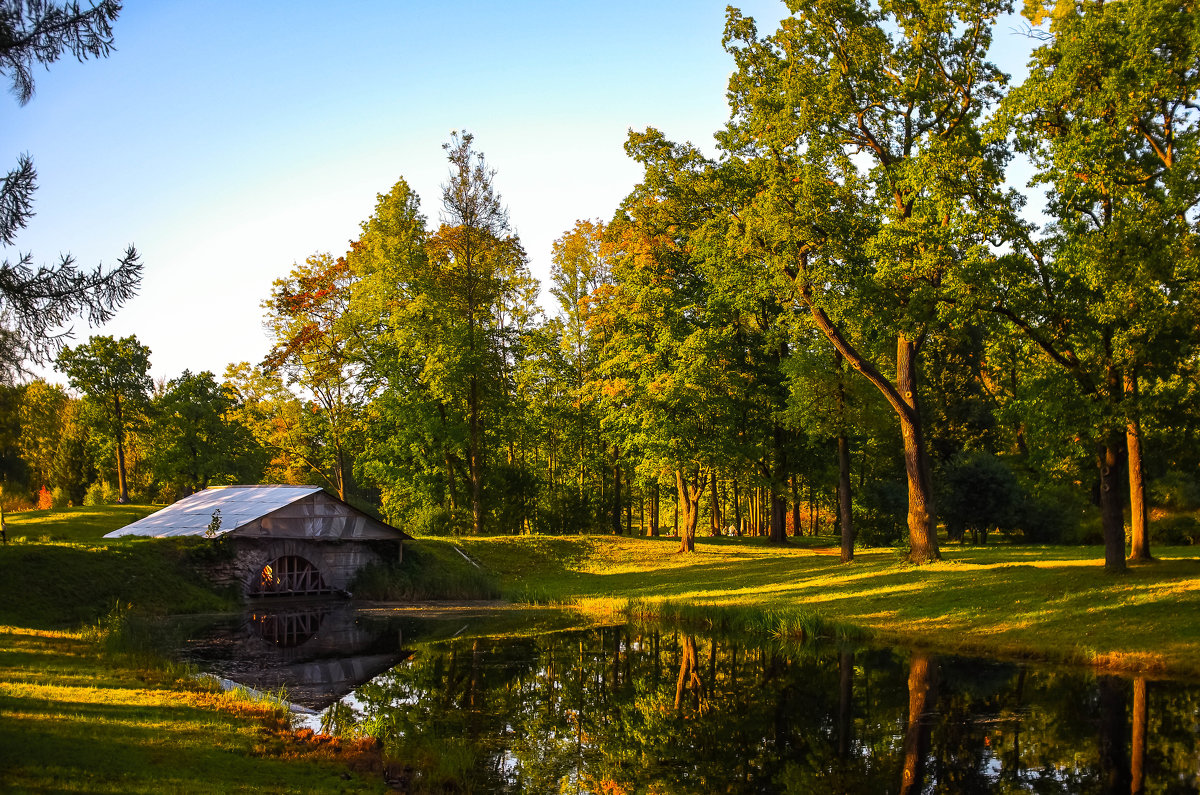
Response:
[104,485,409,597]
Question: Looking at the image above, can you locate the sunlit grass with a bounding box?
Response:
[0,625,387,793]
[457,534,1200,677]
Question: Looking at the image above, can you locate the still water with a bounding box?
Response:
[181,605,1200,793]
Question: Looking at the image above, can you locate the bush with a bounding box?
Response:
[83,481,108,506]
[410,505,457,536]
[1149,473,1200,511]
[854,479,906,547]
[1013,486,1081,544]
[1151,515,1199,546]
[50,486,71,509]
[36,486,53,510]
[939,452,1021,543]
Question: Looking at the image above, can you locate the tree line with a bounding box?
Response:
[2,1,1198,572]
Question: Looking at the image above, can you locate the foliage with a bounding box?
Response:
[147,369,262,497]
[0,0,140,380]
[55,334,152,503]
[939,452,1023,544]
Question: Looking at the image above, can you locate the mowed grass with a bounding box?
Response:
[1,507,233,629]
[455,534,1200,677]
[0,626,386,793]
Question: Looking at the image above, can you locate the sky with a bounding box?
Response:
[4,1,1036,387]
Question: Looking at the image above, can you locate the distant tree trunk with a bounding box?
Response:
[710,471,722,536]
[468,376,483,534]
[732,478,742,536]
[790,475,801,537]
[1126,370,1151,561]
[626,483,633,535]
[611,446,622,535]
[648,482,660,536]
[113,394,129,504]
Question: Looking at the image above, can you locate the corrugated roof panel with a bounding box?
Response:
[104,486,323,538]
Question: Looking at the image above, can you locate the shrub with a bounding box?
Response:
[939,451,1021,544]
[83,481,109,506]
[50,486,70,509]
[1149,473,1200,511]
[1151,515,1199,546]
[854,479,906,547]
[36,485,52,510]
[1013,486,1081,544]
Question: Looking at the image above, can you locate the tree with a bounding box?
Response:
[720,0,1011,562]
[989,0,1200,569]
[17,378,67,490]
[436,130,533,534]
[55,334,150,503]
[149,369,261,497]
[263,252,367,501]
[0,1,140,380]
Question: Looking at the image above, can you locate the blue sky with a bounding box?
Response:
[4,1,1034,385]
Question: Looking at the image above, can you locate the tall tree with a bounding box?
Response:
[435,131,535,534]
[55,334,150,503]
[720,0,1010,562]
[262,252,366,500]
[0,1,140,379]
[988,0,1200,569]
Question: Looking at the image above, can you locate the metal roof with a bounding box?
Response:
[104,485,325,538]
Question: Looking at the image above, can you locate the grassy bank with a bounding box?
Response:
[0,506,398,792]
[0,624,387,793]
[455,534,1200,678]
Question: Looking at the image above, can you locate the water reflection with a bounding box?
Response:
[183,614,1200,793]
[183,604,412,711]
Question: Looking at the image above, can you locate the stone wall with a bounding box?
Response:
[210,537,399,596]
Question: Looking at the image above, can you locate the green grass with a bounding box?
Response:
[0,505,394,792]
[0,625,387,793]
[5,504,158,543]
[351,538,501,601]
[455,533,1200,677]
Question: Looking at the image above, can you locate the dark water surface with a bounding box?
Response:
[180,605,1200,793]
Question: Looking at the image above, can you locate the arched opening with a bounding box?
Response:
[250,609,324,647]
[253,555,330,596]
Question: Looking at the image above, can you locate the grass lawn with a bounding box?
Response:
[455,533,1200,678]
[0,625,387,793]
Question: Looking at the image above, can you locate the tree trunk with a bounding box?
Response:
[113,394,129,504]
[732,477,742,536]
[648,482,660,536]
[790,475,801,537]
[1126,370,1151,561]
[1098,675,1132,793]
[710,470,721,536]
[468,376,483,534]
[835,350,855,562]
[897,337,939,562]
[611,446,622,535]
[769,487,787,543]
[676,469,701,553]
[1098,437,1128,573]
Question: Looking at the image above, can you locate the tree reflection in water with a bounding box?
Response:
[323,624,1200,793]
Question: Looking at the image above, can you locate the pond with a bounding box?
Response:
[180,604,1200,793]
